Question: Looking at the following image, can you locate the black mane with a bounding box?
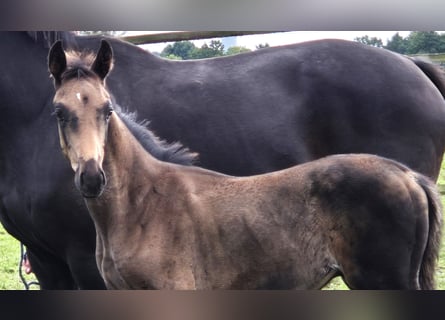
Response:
[115,105,198,166]
[27,31,77,49]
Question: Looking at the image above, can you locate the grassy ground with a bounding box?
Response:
[2,166,445,290]
[0,227,38,290]
[432,166,445,290]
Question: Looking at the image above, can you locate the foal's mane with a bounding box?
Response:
[116,107,198,165]
[27,31,77,49]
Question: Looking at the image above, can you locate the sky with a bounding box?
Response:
[133,31,413,53]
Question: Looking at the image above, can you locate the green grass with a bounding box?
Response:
[2,165,445,290]
[0,227,38,290]
[434,166,445,290]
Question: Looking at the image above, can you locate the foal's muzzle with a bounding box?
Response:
[74,159,106,198]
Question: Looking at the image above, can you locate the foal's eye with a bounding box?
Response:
[105,108,113,121]
[53,108,65,122]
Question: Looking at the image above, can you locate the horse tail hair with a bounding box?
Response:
[415,173,443,289]
[411,58,445,99]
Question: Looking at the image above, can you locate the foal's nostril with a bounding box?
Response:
[77,160,107,198]
[100,169,106,186]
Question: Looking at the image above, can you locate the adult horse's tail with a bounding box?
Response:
[412,58,445,99]
[416,173,443,289]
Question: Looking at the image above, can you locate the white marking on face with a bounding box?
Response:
[76,92,81,101]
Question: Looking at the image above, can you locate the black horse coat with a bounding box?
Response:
[0,31,444,288]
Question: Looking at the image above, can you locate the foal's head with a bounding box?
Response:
[48,40,114,198]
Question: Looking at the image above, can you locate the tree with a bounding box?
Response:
[384,32,408,54]
[190,40,225,59]
[160,41,196,60]
[405,31,444,54]
[384,31,445,54]
[354,35,383,48]
[209,40,225,54]
[225,46,252,56]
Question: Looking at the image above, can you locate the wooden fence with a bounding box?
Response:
[409,53,445,67]
[119,31,278,45]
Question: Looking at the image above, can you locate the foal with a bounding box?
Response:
[48,40,442,290]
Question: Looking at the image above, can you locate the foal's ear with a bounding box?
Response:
[91,40,113,81]
[48,40,67,88]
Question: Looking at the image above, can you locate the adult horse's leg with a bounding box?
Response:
[66,247,107,289]
[26,249,77,289]
[28,248,106,290]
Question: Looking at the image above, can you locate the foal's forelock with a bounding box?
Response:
[64,51,96,70]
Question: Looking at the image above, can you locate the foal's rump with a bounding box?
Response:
[201,154,442,289]
[304,154,442,289]
[412,173,443,289]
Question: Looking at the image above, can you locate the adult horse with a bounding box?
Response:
[0,31,444,289]
[48,40,443,289]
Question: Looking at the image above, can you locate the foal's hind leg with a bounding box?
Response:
[340,236,422,290]
[342,267,418,290]
[337,176,431,290]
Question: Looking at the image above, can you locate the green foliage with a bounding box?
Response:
[225,46,252,56]
[164,54,183,60]
[384,32,408,54]
[160,40,260,60]
[190,40,225,59]
[354,35,383,48]
[209,40,225,53]
[385,31,445,54]
[161,41,195,60]
[160,40,225,60]
[405,31,445,54]
[0,226,38,290]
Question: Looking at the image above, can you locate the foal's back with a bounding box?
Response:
[168,153,440,289]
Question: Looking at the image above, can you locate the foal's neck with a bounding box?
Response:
[105,114,162,178]
[88,113,167,229]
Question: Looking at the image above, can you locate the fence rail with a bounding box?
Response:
[119,31,278,45]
